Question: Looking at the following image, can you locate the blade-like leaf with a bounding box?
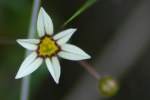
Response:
[62,0,97,27]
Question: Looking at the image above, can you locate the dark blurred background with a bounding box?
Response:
[0,0,150,100]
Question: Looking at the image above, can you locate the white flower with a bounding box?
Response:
[15,7,91,84]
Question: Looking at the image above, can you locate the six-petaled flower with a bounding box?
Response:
[15,7,91,84]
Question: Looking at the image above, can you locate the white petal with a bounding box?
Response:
[54,28,76,40]
[45,57,61,84]
[37,8,45,37]
[61,44,91,57]
[45,58,56,83]
[15,57,43,79]
[17,39,38,51]
[41,8,54,35]
[17,39,40,44]
[54,28,77,45]
[16,52,37,75]
[58,49,91,61]
[52,56,61,83]
[37,7,54,37]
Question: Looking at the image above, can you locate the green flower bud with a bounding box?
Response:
[98,76,119,97]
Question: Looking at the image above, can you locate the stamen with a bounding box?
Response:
[37,35,60,58]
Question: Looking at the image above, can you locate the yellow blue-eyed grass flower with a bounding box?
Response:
[15,7,91,84]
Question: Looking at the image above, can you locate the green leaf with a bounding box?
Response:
[62,0,97,27]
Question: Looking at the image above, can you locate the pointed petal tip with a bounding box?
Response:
[52,75,60,84]
[39,7,45,16]
[85,54,91,59]
[15,74,22,79]
[55,79,59,84]
[16,39,38,50]
[45,58,61,84]
[39,7,44,12]
[16,39,22,46]
[60,44,91,60]
[56,28,77,45]
[15,71,26,79]
[54,75,60,84]
[69,28,77,34]
[38,6,54,36]
[80,53,91,60]
[15,76,18,79]
[16,39,21,43]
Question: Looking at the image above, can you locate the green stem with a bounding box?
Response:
[20,0,40,100]
[62,0,97,27]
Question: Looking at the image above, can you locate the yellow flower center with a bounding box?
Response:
[37,35,60,58]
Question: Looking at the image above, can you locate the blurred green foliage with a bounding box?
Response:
[0,0,32,100]
[0,0,32,36]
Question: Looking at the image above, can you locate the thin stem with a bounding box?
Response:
[20,0,40,100]
[62,0,97,27]
[78,61,100,80]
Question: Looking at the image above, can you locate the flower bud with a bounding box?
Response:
[98,76,119,97]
